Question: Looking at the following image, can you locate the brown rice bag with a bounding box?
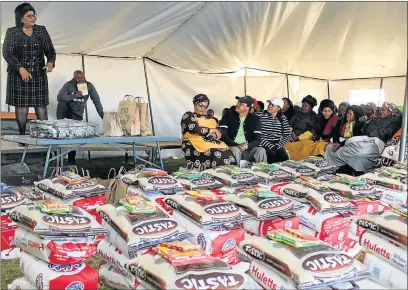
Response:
[96,203,192,252]
[250,163,296,183]
[165,195,253,226]
[224,191,303,220]
[126,254,247,290]
[35,177,108,199]
[203,166,259,187]
[238,235,371,289]
[8,204,106,237]
[355,211,407,247]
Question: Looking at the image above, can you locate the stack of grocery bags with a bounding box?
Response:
[7,199,106,289]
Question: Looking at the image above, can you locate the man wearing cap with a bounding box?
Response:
[220,96,267,165]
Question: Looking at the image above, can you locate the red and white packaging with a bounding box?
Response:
[8,277,36,290]
[351,200,388,216]
[14,227,96,265]
[243,215,300,237]
[359,231,407,272]
[349,222,365,237]
[63,195,106,224]
[335,236,361,257]
[362,252,407,289]
[299,223,349,246]
[1,214,20,261]
[19,251,98,290]
[172,211,245,264]
[297,206,352,234]
[98,263,142,290]
[248,259,294,290]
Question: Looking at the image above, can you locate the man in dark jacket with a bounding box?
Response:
[56,70,104,164]
[220,96,267,165]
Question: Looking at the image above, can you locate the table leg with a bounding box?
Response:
[60,148,64,170]
[21,145,28,163]
[157,142,164,170]
[43,145,52,178]
[132,143,137,166]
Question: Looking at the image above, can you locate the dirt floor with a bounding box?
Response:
[1,154,186,289]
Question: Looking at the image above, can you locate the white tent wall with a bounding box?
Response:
[329,79,382,107]
[288,76,328,105]
[245,70,288,102]
[382,77,406,106]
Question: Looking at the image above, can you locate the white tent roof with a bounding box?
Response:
[1,1,407,80]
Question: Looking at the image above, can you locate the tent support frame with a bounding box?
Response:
[398,61,408,162]
[143,57,156,136]
[81,54,91,164]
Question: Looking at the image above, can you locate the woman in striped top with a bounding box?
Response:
[260,98,291,163]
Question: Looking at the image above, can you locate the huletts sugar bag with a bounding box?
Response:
[8,204,106,237]
[20,251,99,290]
[223,188,303,220]
[354,211,407,247]
[250,163,296,183]
[35,177,108,199]
[238,235,371,290]
[14,227,96,265]
[126,254,247,289]
[97,203,192,252]
[203,165,259,187]
[165,194,253,227]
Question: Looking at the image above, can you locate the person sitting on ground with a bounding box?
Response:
[284,95,319,160]
[360,102,377,131]
[282,98,295,121]
[337,102,350,120]
[260,98,291,163]
[207,109,219,123]
[220,96,267,165]
[293,102,302,115]
[313,99,339,142]
[181,94,236,169]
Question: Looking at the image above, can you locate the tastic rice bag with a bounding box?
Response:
[275,161,317,177]
[305,188,357,214]
[1,187,27,211]
[250,163,296,183]
[120,168,168,185]
[203,165,259,187]
[223,189,303,220]
[165,194,253,226]
[97,203,192,252]
[328,174,381,200]
[8,205,106,237]
[126,254,248,289]
[172,168,224,190]
[20,251,99,290]
[238,235,371,290]
[361,172,407,192]
[301,156,338,173]
[14,227,96,265]
[35,177,108,199]
[354,211,407,247]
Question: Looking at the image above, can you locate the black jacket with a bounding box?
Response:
[220,111,262,149]
[363,115,402,143]
[332,118,363,146]
[289,111,318,136]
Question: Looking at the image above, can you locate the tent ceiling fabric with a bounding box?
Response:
[1,2,407,80]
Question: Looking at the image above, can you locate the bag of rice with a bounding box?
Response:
[361,172,406,192]
[238,235,371,289]
[172,168,224,190]
[302,156,338,174]
[203,165,259,187]
[99,263,140,290]
[97,203,192,252]
[250,163,296,183]
[1,187,27,211]
[165,194,253,226]
[328,174,381,200]
[275,161,317,177]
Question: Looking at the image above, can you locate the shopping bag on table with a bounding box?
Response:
[118,95,140,136]
[103,112,123,137]
[135,97,152,136]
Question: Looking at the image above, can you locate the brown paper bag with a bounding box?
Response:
[82,168,117,201]
[103,112,123,137]
[118,95,140,136]
[135,97,152,136]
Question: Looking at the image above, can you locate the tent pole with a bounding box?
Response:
[286,74,290,99]
[244,67,247,96]
[143,58,156,136]
[379,78,384,106]
[81,54,91,164]
[327,81,330,99]
[398,62,408,162]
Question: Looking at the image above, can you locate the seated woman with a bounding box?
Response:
[282,97,295,121]
[314,99,339,141]
[337,102,350,121]
[284,95,323,160]
[259,98,291,163]
[325,102,401,175]
[181,94,236,169]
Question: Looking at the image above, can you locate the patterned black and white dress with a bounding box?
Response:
[3,25,56,107]
[181,111,236,170]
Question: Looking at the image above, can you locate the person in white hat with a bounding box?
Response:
[259,98,291,163]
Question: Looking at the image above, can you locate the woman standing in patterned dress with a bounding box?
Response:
[181,94,237,169]
[3,3,56,136]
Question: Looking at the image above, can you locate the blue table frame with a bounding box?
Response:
[3,135,180,177]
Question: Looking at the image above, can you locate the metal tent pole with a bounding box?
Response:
[398,63,408,162]
[81,54,91,163]
[327,81,330,99]
[244,68,247,96]
[286,74,290,99]
[143,58,155,136]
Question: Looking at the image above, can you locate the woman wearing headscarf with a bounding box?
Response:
[284,95,319,160]
[181,94,236,169]
[337,102,350,120]
[326,102,402,175]
[3,3,56,137]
